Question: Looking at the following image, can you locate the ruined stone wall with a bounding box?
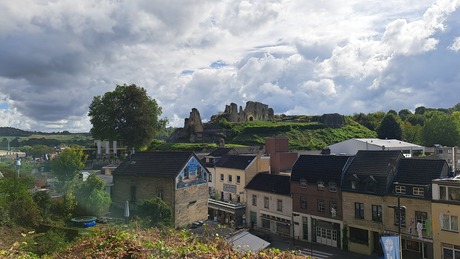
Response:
[212,101,274,123]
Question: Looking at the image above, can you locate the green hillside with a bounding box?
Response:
[223,116,376,150]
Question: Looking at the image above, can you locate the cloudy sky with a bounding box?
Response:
[1,0,460,132]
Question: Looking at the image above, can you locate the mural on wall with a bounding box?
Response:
[176,156,208,189]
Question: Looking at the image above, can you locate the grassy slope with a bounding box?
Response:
[228,117,376,150]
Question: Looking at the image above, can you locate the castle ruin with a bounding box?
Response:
[210,101,274,123]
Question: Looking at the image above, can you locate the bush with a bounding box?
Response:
[136,198,173,228]
[26,229,69,256]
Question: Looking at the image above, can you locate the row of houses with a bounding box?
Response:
[108,138,460,258]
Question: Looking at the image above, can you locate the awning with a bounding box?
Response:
[227,230,271,253]
[260,210,291,221]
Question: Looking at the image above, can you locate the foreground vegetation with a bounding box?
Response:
[1,225,306,259]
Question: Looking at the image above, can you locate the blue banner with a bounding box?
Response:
[380,236,401,259]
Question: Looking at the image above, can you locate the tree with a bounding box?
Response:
[422,112,459,146]
[376,114,402,140]
[415,106,426,115]
[50,147,87,185]
[29,145,55,159]
[401,121,423,144]
[398,109,412,121]
[74,174,111,216]
[88,84,165,150]
[136,197,173,227]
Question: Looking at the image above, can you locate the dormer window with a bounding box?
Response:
[413,187,424,196]
[351,174,360,190]
[318,181,325,191]
[365,176,377,193]
[300,178,307,188]
[395,185,406,194]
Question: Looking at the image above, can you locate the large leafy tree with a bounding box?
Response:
[74,174,111,216]
[88,84,165,150]
[50,147,87,184]
[422,112,460,146]
[376,114,402,140]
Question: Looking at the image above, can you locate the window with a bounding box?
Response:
[209,173,212,182]
[372,205,382,222]
[303,217,308,240]
[262,218,270,229]
[355,202,364,219]
[413,187,424,196]
[228,175,232,183]
[330,201,337,217]
[264,197,269,209]
[351,180,359,190]
[130,186,137,202]
[300,178,307,188]
[250,211,257,226]
[300,196,307,209]
[349,227,368,245]
[440,186,460,201]
[395,185,406,194]
[237,195,240,203]
[415,211,427,229]
[277,199,283,212]
[443,244,460,259]
[236,175,241,184]
[317,199,325,212]
[197,167,202,177]
[394,208,406,226]
[317,181,325,191]
[220,174,224,181]
[184,168,189,179]
[329,182,337,192]
[441,214,459,232]
[252,195,257,206]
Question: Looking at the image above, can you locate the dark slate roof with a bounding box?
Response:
[215,155,256,170]
[207,148,237,157]
[112,151,197,177]
[342,150,404,195]
[245,173,291,196]
[291,155,352,183]
[394,158,449,186]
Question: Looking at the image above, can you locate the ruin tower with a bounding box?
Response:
[184,108,204,142]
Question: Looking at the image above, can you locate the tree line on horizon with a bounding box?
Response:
[351,103,460,147]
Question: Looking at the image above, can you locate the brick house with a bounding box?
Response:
[291,154,352,249]
[111,151,209,228]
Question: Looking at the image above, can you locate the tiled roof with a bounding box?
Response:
[245,173,290,196]
[112,152,196,177]
[215,155,256,170]
[342,150,403,195]
[291,155,352,183]
[394,158,449,186]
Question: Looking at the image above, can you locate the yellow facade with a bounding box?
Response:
[214,155,270,204]
[342,192,386,255]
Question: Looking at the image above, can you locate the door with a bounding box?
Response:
[316,227,338,247]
